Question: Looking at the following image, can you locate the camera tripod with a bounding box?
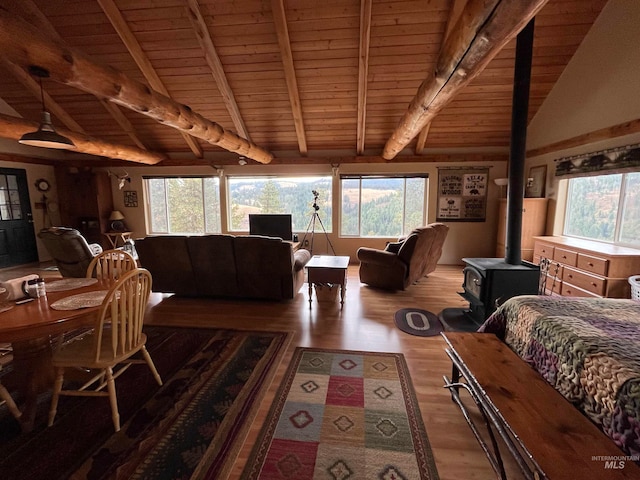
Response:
[301,191,335,255]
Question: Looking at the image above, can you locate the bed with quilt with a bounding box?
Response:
[479,295,640,458]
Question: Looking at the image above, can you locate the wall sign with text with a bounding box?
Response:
[436,167,489,222]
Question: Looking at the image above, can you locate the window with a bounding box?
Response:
[227,176,332,232]
[145,177,220,234]
[564,172,640,247]
[341,175,427,237]
[0,174,22,220]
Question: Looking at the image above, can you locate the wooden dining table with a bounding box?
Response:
[0,278,113,432]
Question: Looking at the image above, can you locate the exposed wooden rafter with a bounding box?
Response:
[383,0,549,160]
[271,0,308,155]
[7,0,149,151]
[99,99,148,151]
[186,0,250,141]
[415,123,431,154]
[0,113,164,164]
[0,8,274,164]
[2,59,85,133]
[356,0,372,156]
[97,0,204,158]
[416,0,467,155]
[527,118,640,158]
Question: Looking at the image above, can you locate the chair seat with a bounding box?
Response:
[52,330,147,369]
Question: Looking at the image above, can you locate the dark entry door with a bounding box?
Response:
[0,168,38,268]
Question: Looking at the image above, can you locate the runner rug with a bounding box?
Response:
[0,326,290,480]
[242,347,440,479]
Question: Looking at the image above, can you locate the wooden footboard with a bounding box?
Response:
[442,332,640,479]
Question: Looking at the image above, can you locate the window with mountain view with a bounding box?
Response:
[341,175,427,237]
[227,176,332,233]
[145,177,221,234]
[564,172,640,247]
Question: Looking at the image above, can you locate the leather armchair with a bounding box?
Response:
[38,227,103,277]
[357,223,449,290]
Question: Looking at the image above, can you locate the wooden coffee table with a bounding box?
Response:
[306,255,350,308]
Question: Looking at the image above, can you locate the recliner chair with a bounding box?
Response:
[38,227,103,277]
[356,223,449,291]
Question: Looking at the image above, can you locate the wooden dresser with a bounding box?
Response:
[496,198,548,261]
[533,236,640,298]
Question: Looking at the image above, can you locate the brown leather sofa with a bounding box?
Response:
[135,234,311,300]
[38,227,103,277]
[356,223,449,290]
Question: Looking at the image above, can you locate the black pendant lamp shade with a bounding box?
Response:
[18,66,76,150]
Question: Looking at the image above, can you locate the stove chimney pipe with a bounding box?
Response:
[505,19,535,265]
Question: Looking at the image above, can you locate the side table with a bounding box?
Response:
[104,231,132,249]
[306,255,350,308]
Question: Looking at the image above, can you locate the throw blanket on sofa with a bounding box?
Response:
[480,295,640,458]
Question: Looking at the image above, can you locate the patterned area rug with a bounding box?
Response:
[394,308,444,337]
[242,347,440,479]
[0,327,290,480]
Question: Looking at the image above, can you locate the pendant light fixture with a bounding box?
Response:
[18,66,76,150]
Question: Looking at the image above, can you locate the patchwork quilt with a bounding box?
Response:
[479,295,640,458]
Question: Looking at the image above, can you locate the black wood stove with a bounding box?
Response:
[460,257,539,324]
[439,20,542,331]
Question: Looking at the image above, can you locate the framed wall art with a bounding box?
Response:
[436,167,489,222]
[123,190,138,207]
[525,165,547,198]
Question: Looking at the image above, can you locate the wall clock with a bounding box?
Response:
[35,178,51,193]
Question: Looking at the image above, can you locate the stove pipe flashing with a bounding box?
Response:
[505,19,535,265]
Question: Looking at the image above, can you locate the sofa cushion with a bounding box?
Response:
[234,236,294,299]
[187,235,239,296]
[135,236,197,295]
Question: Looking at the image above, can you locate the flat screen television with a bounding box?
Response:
[249,214,293,241]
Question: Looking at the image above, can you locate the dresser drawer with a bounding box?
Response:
[534,242,555,259]
[562,266,606,296]
[544,275,562,294]
[553,248,578,267]
[561,282,601,298]
[577,253,609,276]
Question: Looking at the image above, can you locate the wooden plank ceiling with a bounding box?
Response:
[0,0,608,166]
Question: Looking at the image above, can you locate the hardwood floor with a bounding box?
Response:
[1,262,525,479]
[143,264,526,480]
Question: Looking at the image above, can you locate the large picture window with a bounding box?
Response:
[145,177,221,234]
[227,176,332,232]
[564,172,640,247]
[341,175,427,237]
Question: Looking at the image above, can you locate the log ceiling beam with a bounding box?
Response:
[5,0,150,152]
[383,0,549,160]
[0,8,274,164]
[356,0,372,156]
[416,0,467,155]
[97,0,204,159]
[186,0,250,141]
[0,113,165,164]
[271,0,308,155]
[526,118,640,158]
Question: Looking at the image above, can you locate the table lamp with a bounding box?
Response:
[109,210,126,231]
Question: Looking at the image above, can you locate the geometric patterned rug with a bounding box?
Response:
[241,347,440,479]
[0,327,290,480]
